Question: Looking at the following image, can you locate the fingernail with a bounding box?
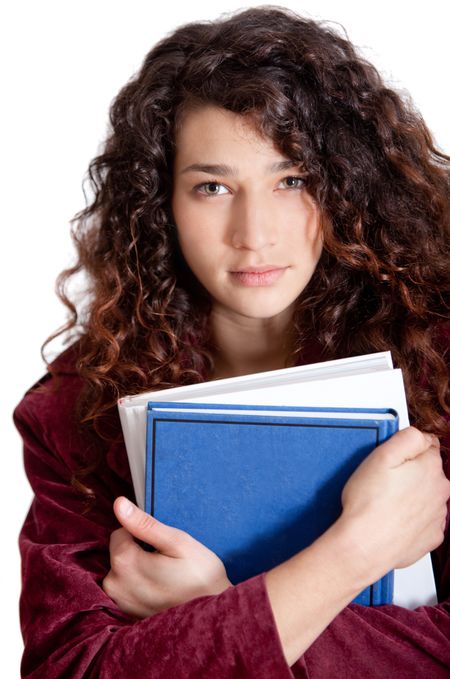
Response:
[118,498,134,518]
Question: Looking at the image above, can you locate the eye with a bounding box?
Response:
[278,175,305,190]
[196,181,230,197]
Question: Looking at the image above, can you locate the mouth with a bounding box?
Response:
[229,267,288,287]
[230,265,286,274]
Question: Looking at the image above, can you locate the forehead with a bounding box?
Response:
[173,104,281,160]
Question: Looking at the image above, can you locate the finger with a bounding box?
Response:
[109,527,140,557]
[424,434,440,455]
[379,426,436,467]
[113,497,186,557]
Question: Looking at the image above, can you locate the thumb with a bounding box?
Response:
[113,497,188,557]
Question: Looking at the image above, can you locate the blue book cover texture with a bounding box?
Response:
[145,402,398,606]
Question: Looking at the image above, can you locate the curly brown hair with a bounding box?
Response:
[45,5,450,453]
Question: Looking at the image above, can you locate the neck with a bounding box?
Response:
[209,304,297,380]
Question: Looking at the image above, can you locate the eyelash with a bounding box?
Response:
[194,175,305,197]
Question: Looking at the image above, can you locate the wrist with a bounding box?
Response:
[264,514,382,665]
[327,513,389,589]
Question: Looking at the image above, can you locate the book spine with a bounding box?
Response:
[378,416,399,444]
[353,586,371,606]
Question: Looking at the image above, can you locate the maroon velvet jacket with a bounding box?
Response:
[15,348,450,678]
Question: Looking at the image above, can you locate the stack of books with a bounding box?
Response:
[118,352,437,608]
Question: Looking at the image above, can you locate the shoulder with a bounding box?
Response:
[14,341,131,489]
[14,342,83,429]
[13,342,92,471]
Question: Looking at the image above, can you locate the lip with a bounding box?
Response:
[229,267,288,287]
[230,265,285,273]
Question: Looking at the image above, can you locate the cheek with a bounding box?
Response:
[301,197,323,256]
[310,224,324,262]
[173,199,225,269]
[172,199,202,262]
[284,199,322,259]
[175,221,215,279]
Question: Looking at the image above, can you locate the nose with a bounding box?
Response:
[230,190,277,250]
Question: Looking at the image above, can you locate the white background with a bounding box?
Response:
[2,0,449,674]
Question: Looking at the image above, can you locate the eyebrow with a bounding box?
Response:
[179,160,302,176]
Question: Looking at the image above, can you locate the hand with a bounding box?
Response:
[339,426,450,582]
[102,497,233,619]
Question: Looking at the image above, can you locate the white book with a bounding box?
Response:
[118,351,437,608]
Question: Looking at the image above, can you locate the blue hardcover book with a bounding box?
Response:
[145,402,398,606]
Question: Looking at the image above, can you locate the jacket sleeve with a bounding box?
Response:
[16,381,450,679]
[299,455,450,678]
[15,391,293,679]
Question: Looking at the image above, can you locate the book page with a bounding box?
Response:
[119,368,408,511]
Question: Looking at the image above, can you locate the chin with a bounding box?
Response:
[226,301,297,320]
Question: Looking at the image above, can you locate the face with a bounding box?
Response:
[171,104,323,324]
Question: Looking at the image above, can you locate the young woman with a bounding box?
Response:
[15,6,450,677]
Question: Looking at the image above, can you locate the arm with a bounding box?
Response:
[16,379,450,678]
[266,427,450,666]
[102,425,450,676]
[15,390,293,679]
